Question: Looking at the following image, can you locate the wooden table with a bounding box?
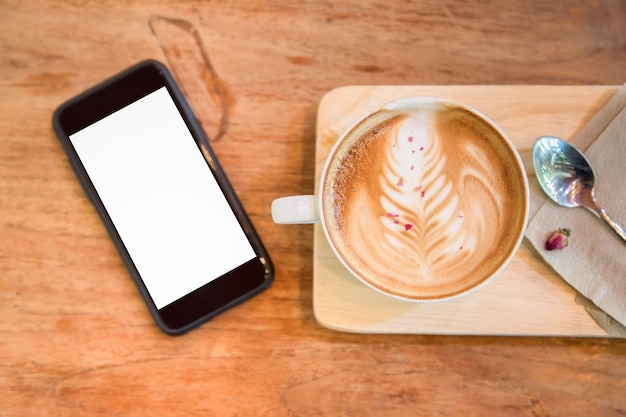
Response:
[2,1,625,415]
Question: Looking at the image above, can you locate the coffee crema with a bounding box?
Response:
[322,100,527,300]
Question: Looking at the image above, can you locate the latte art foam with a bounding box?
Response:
[323,102,527,300]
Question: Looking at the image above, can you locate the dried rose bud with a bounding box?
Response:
[545,228,571,251]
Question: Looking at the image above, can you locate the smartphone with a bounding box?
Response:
[52,60,273,335]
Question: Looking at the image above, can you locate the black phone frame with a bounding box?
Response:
[52,60,274,335]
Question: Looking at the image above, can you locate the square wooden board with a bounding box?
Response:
[313,85,619,337]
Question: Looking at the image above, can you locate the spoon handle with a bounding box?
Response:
[598,208,626,244]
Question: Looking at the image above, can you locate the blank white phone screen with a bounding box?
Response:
[70,87,256,309]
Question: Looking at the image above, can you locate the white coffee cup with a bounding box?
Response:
[272,97,529,302]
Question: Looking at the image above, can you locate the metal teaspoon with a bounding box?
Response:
[532,135,626,244]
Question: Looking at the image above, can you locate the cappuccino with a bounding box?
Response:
[322,99,527,300]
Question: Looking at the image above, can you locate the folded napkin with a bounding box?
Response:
[526,83,626,337]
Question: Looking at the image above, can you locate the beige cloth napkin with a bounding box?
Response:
[525,83,626,337]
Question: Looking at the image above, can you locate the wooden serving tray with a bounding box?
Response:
[313,85,619,337]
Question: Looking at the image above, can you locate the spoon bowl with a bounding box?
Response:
[532,136,626,244]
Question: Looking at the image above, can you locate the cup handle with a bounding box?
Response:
[271,195,320,224]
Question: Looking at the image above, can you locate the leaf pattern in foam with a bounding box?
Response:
[377,114,471,280]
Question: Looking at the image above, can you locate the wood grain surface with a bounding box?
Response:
[2,1,626,416]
